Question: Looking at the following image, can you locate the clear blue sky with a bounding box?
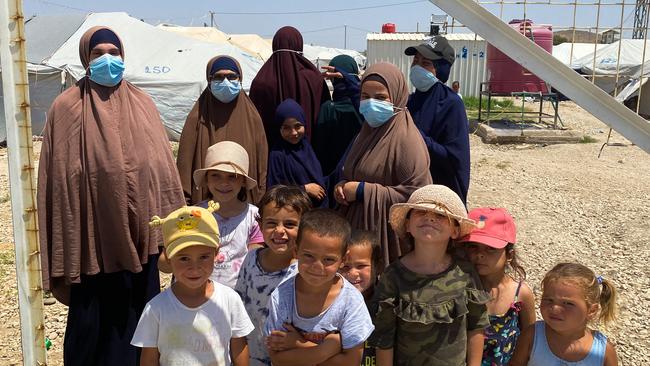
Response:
[23,0,637,51]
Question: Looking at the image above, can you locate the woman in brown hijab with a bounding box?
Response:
[249,26,330,147]
[37,27,184,366]
[177,55,268,204]
[335,63,432,266]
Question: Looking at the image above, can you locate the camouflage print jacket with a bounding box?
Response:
[368,258,489,366]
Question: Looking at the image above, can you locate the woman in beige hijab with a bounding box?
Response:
[177,55,268,204]
[335,63,432,266]
[37,26,184,366]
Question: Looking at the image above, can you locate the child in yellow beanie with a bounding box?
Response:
[131,202,253,366]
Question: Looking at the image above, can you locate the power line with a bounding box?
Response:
[34,0,91,12]
[347,25,375,33]
[301,25,348,34]
[211,0,426,15]
[262,24,376,38]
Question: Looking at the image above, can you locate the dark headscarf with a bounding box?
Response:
[37,26,184,304]
[89,28,122,50]
[433,59,452,83]
[329,54,361,110]
[249,26,331,147]
[177,55,268,204]
[267,99,327,207]
[407,80,470,204]
[312,55,362,176]
[338,63,432,266]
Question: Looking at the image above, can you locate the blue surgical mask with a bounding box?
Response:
[409,64,439,92]
[89,54,124,87]
[210,79,241,103]
[359,98,398,128]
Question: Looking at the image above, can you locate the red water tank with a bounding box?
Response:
[486,19,553,93]
[382,23,396,33]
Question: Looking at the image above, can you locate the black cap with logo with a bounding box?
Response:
[404,35,456,65]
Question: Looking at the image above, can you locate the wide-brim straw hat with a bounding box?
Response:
[193,141,257,190]
[389,184,477,238]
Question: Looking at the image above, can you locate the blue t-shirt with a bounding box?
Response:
[264,274,374,350]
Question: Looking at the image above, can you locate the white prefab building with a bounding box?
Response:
[366,32,487,97]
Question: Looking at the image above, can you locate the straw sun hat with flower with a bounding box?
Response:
[389,184,478,239]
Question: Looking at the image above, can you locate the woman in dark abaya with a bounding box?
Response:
[249,26,330,147]
[37,27,184,366]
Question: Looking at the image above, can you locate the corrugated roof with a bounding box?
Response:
[367,32,484,41]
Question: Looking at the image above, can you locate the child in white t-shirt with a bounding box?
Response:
[132,202,254,366]
[264,209,374,365]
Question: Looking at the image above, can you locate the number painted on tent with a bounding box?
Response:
[144,66,171,74]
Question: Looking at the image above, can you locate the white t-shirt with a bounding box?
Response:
[131,282,254,366]
[234,248,298,366]
[199,202,264,288]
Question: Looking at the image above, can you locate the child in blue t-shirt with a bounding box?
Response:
[234,185,312,365]
[264,209,374,365]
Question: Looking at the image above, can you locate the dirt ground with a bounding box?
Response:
[0,100,648,365]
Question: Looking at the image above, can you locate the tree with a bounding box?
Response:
[553,34,568,45]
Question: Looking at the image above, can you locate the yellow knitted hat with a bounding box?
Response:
[149,201,221,258]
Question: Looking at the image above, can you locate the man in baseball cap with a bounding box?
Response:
[404,35,471,205]
[405,35,456,66]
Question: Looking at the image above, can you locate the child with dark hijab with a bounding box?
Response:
[267,99,327,207]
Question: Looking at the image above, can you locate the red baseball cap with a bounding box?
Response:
[458,207,516,248]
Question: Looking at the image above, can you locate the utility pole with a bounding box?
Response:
[344,25,347,49]
[0,0,47,364]
[209,11,215,28]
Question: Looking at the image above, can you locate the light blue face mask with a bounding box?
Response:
[210,79,242,103]
[359,98,398,128]
[409,64,439,92]
[89,53,125,87]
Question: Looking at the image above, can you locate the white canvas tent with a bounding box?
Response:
[569,39,650,96]
[0,13,86,142]
[302,44,366,70]
[228,34,273,61]
[157,24,367,71]
[0,12,264,141]
[156,26,274,62]
[552,42,607,68]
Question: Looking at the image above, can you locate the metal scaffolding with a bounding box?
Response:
[633,0,650,38]
[429,0,650,153]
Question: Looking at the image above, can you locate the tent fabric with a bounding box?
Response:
[24,14,88,64]
[303,44,366,70]
[562,40,650,100]
[156,24,231,44]
[228,34,273,61]
[552,43,607,68]
[158,25,367,70]
[573,40,650,76]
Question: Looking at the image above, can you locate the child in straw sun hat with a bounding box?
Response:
[189,141,264,288]
[368,184,490,366]
[131,202,253,365]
